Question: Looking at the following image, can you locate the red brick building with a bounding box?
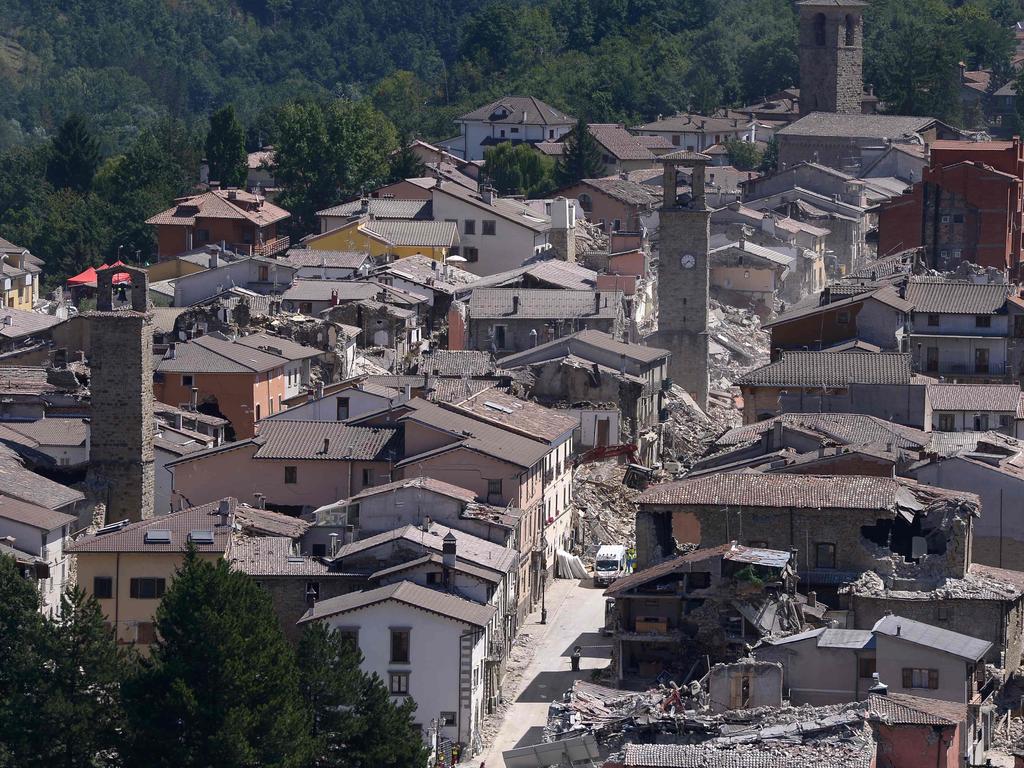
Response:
[877,139,1024,276]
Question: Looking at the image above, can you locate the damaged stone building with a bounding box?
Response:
[635,473,978,601]
[604,542,823,682]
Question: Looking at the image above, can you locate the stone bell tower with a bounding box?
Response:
[654,150,711,410]
[798,0,866,116]
[86,264,155,523]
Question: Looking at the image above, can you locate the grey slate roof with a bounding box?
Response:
[929,383,1021,412]
[905,278,1010,314]
[416,349,499,377]
[715,413,930,451]
[469,288,621,320]
[0,444,83,510]
[316,199,432,220]
[346,475,478,504]
[447,389,577,442]
[0,308,62,339]
[498,328,669,367]
[873,614,991,661]
[764,286,912,328]
[284,249,372,269]
[577,176,662,206]
[638,473,947,510]
[777,112,938,139]
[300,580,497,626]
[5,418,88,447]
[282,280,379,303]
[436,181,551,232]
[0,494,76,531]
[588,123,657,161]
[458,96,574,126]
[252,421,397,461]
[157,333,288,374]
[737,351,913,387]
[234,332,322,362]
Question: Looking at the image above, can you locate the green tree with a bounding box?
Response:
[298,623,428,768]
[388,134,427,182]
[484,142,554,196]
[759,137,779,174]
[46,115,100,192]
[0,554,47,765]
[205,105,248,188]
[35,588,131,768]
[723,139,763,172]
[554,120,603,187]
[123,550,313,768]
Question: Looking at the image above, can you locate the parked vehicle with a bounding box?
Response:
[594,544,628,586]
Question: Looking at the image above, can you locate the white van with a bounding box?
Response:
[594,544,628,586]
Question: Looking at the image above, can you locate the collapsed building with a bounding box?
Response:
[635,473,979,601]
[603,542,825,682]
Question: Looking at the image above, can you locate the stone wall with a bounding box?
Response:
[88,312,155,523]
[798,4,863,116]
[258,576,360,643]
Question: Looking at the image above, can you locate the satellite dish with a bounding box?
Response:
[446,254,468,263]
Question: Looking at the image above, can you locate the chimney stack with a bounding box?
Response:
[323,437,331,454]
[217,498,230,527]
[442,531,457,567]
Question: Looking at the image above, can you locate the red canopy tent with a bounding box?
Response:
[66,262,132,287]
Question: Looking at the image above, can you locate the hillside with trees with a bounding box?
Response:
[0,0,1019,283]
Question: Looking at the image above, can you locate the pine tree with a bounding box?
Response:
[0,554,47,765]
[123,549,313,768]
[205,105,248,188]
[46,114,100,192]
[554,119,603,187]
[36,588,132,768]
[298,623,428,768]
[388,134,426,183]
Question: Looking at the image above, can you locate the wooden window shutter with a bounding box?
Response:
[929,669,939,689]
[902,668,912,688]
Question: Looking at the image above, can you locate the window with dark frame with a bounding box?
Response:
[390,628,411,663]
[362,468,374,487]
[858,658,876,678]
[815,543,836,569]
[464,247,479,262]
[976,315,992,328]
[464,219,476,235]
[389,671,410,695]
[93,576,113,599]
[902,668,939,689]
[440,711,456,727]
[129,578,166,599]
[182,375,194,387]
[487,478,502,497]
[482,220,496,236]
[284,466,297,484]
[927,314,940,327]
[336,397,350,420]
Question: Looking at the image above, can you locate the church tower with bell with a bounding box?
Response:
[654,150,711,410]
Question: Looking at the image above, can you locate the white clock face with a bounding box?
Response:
[680,254,696,269]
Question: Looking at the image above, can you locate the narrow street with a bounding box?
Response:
[476,577,612,766]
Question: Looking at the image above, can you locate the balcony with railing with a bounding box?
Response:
[231,235,290,258]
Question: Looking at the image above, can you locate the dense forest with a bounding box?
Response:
[0,0,1021,282]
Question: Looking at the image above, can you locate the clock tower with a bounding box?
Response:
[654,150,711,409]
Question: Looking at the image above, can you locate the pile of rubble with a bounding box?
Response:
[571,460,641,553]
[707,298,770,388]
[661,386,742,467]
[548,679,874,763]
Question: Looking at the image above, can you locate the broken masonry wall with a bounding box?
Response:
[850,593,1012,668]
[707,661,783,713]
[635,506,679,569]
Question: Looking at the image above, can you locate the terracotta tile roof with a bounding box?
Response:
[416,349,498,377]
[361,219,459,247]
[905,278,1011,314]
[638,473,952,510]
[428,378,497,403]
[284,248,372,270]
[929,383,1021,412]
[458,96,574,126]
[0,308,62,339]
[67,498,238,553]
[230,535,329,577]
[316,199,432,219]
[233,505,310,538]
[146,189,290,228]
[576,176,662,206]
[764,286,912,328]
[370,552,502,584]
[435,181,551,232]
[0,493,76,531]
[469,288,622,320]
[588,123,657,161]
[281,279,379,304]
[866,692,965,726]
[300,580,497,626]
[499,328,669,368]
[737,351,912,387]
[446,389,576,443]
[345,475,478,504]
[0,366,58,396]
[332,521,516,574]
[5,418,87,447]
[252,420,397,461]
[634,112,750,134]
